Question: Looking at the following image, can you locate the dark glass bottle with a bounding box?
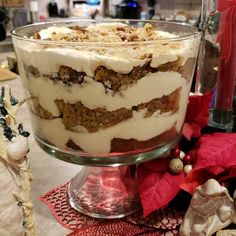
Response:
[0,8,7,41]
[48,0,58,17]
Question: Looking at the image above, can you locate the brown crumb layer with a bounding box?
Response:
[29,98,55,119]
[55,100,133,132]
[136,88,180,117]
[179,58,196,80]
[27,65,40,77]
[66,139,83,151]
[65,126,178,153]
[110,126,178,152]
[53,66,86,85]
[94,60,180,91]
[27,58,181,92]
[54,88,180,132]
[27,65,86,85]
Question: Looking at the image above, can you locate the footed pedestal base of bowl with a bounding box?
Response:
[67,166,141,219]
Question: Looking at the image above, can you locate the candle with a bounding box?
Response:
[213,0,236,124]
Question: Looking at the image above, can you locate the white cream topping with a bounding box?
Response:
[16,24,199,77]
[7,136,29,161]
[87,22,128,31]
[19,47,145,76]
[17,38,198,76]
[31,109,180,153]
[39,26,73,40]
[22,71,187,116]
[150,54,178,68]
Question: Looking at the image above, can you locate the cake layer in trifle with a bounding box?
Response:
[15,23,198,154]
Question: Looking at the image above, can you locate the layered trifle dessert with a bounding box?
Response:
[13,21,200,156]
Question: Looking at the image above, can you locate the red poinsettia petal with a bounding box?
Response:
[141,157,170,172]
[193,133,236,169]
[185,92,212,123]
[183,92,212,140]
[137,165,185,217]
[181,133,236,194]
[219,165,236,182]
[182,124,201,141]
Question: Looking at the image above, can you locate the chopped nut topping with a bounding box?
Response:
[31,23,176,43]
[33,32,41,39]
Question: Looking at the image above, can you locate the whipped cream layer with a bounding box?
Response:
[25,70,190,153]
[15,24,199,77]
[31,109,179,153]
[23,71,186,115]
[16,39,197,77]
[14,22,199,154]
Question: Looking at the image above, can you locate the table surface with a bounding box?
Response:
[1,77,80,235]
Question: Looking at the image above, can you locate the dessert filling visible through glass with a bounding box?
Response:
[14,22,199,154]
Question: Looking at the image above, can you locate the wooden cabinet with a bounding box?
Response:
[2,0,25,7]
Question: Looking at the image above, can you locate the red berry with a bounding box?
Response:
[171,148,180,158]
[183,154,192,165]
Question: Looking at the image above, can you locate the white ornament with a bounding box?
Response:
[180,179,236,236]
[184,164,192,174]
[179,151,185,160]
[7,136,29,161]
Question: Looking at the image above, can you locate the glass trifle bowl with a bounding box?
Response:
[12,20,200,218]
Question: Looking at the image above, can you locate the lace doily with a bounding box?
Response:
[40,182,184,235]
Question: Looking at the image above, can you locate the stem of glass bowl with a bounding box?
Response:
[67,165,141,219]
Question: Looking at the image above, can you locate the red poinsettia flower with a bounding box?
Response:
[183,92,212,140]
[181,132,236,194]
[137,158,185,217]
[137,132,236,217]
